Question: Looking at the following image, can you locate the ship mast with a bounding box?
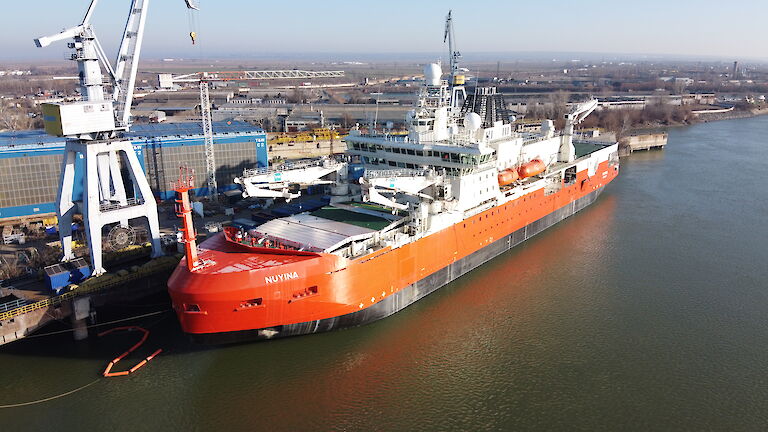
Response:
[173,167,200,271]
[444,10,459,86]
[444,10,466,113]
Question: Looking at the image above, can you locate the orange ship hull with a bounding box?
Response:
[168,160,618,343]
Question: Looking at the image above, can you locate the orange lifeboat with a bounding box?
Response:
[497,169,519,186]
[517,159,546,178]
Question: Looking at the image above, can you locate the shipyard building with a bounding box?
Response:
[0,121,267,220]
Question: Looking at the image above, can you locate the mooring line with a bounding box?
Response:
[0,378,102,409]
[21,309,171,339]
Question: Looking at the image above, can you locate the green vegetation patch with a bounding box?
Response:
[311,207,392,231]
[574,142,608,159]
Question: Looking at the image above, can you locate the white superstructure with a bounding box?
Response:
[344,62,617,247]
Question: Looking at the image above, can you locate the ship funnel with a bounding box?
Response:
[424,63,442,86]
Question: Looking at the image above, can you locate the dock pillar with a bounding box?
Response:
[71,296,92,341]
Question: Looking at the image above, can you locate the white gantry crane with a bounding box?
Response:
[34,0,199,275]
[158,70,345,199]
[559,98,599,163]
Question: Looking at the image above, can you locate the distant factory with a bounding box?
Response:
[0,121,267,220]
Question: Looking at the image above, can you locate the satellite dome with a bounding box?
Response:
[424,63,442,86]
[464,112,482,131]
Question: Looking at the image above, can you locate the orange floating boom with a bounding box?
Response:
[99,326,161,378]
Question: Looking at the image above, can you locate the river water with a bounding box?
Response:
[2,116,768,431]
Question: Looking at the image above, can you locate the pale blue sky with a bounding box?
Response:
[1,0,766,61]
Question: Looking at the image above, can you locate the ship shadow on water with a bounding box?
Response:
[186,193,621,431]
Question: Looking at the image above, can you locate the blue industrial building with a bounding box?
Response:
[0,121,267,220]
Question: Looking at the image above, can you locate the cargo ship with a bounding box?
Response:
[167,62,619,343]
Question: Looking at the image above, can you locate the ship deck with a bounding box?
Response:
[310,207,393,231]
[574,140,612,158]
[249,206,399,253]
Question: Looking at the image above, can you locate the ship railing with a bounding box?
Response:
[361,133,407,142]
[0,297,30,314]
[365,168,430,179]
[521,133,563,146]
[240,231,323,253]
[0,256,180,322]
[572,139,613,147]
[241,158,344,179]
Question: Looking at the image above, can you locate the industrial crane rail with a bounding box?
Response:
[165,70,345,83]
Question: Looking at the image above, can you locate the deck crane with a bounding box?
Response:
[234,158,347,202]
[34,0,199,276]
[560,98,599,163]
[443,10,467,112]
[360,170,443,212]
[158,70,345,199]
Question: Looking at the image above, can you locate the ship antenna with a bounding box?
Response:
[444,10,460,87]
[471,69,480,112]
[173,166,200,271]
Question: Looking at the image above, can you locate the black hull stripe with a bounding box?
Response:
[190,187,605,344]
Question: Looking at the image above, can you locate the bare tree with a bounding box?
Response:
[0,101,32,130]
[547,91,570,126]
[286,88,305,104]
[341,113,354,129]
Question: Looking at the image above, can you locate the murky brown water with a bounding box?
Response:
[2,116,768,431]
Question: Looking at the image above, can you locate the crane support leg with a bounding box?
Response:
[57,140,164,276]
[83,149,105,274]
[109,150,129,227]
[56,145,78,261]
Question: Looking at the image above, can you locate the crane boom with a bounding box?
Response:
[159,70,345,88]
[560,99,599,163]
[444,11,461,84]
[113,0,150,127]
[33,0,200,276]
[200,80,218,198]
[34,0,199,134]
